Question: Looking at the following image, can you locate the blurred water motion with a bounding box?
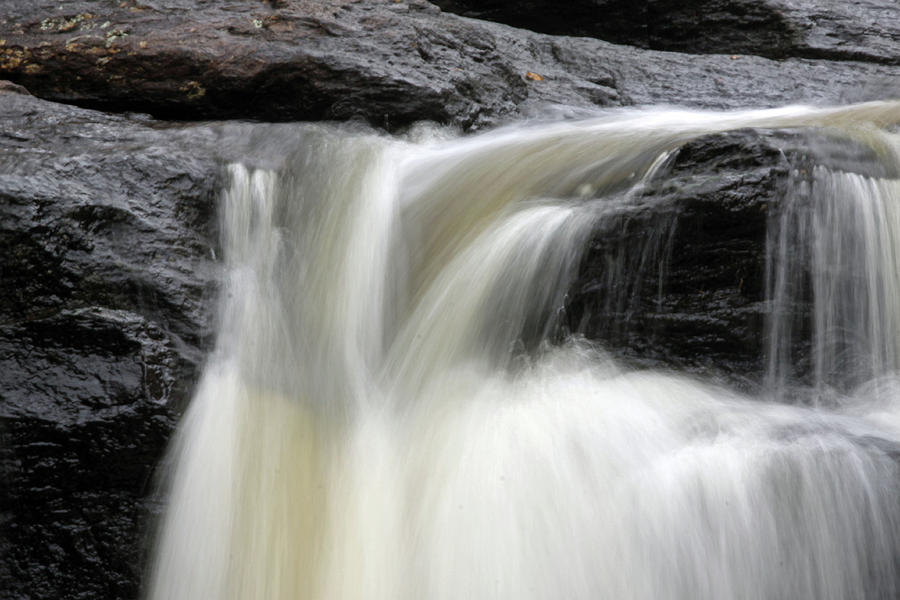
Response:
[149,103,900,600]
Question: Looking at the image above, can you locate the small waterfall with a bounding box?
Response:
[149,103,900,600]
[767,130,900,398]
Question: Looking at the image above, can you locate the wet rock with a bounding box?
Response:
[0,0,576,129]
[0,92,221,600]
[0,0,897,130]
[565,131,790,386]
[565,128,900,389]
[432,0,900,64]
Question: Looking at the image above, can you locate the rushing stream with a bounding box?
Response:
[149,102,900,600]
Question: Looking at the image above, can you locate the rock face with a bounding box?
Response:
[564,131,788,384]
[0,90,222,600]
[432,0,900,64]
[0,0,897,131]
[0,0,606,130]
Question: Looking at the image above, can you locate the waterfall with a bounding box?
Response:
[149,103,900,600]
[768,157,900,398]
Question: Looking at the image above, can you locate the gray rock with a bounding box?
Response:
[0,91,221,600]
[0,0,897,130]
[432,0,900,65]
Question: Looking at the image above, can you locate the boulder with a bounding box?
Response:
[565,131,788,385]
[0,0,897,130]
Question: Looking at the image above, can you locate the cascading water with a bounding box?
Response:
[149,103,900,600]
[768,159,900,398]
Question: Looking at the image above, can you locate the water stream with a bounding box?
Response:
[149,102,900,600]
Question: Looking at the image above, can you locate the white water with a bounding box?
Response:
[769,161,900,398]
[149,103,900,600]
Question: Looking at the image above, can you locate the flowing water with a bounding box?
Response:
[149,102,900,600]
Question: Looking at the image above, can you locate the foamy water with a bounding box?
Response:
[149,102,900,600]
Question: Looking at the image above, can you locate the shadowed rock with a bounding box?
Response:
[432,0,900,65]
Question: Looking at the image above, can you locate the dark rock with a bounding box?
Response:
[0,92,222,600]
[432,0,900,64]
[0,0,897,130]
[565,127,900,389]
[564,130,790,386]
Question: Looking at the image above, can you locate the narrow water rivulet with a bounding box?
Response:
[149,102,900,600]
